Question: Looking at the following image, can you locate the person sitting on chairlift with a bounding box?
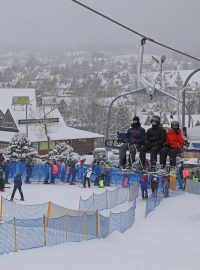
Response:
[160,121,185,172]
[119,116,145,168]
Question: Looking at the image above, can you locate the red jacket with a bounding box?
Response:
[164,129,185,149]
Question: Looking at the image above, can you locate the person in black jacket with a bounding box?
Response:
[10,172,24,201]
[119,116,145,167]
[140,115,167,171]
[25,160,33,184]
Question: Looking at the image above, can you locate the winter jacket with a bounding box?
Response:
[151,178,158,192]
[14,174,22,187]
[183,168,190,178]
[127,125,145,146]
[26,163,33,175]
[139,175,149,189]
[164,129,185,149]
[52,164,58,175]
[145,125,167,148]
[84,169,93,179]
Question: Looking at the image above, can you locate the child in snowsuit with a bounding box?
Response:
[151,177,158,198]
[99,172,105,188]
[10,172,24,201]
[139,175,149,199]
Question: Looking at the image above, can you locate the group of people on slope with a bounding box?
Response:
[119,115,186,172]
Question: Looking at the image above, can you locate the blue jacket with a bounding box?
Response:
[14,174,22,187]
[127,125,145,146]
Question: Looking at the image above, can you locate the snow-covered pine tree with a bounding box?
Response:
[6,133,37,161]
[109,102,130,138]
[48,142,78,161]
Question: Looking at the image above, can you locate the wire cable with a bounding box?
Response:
[70,0,200,62]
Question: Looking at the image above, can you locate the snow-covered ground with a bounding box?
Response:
[1,183,200,270]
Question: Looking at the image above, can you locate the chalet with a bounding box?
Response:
[0,88,104,155]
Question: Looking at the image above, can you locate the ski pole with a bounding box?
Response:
[5,190,13,200]
[127,142,133,168]
[133,143,144,171]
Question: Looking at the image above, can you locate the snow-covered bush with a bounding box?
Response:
[48,142,80,161]
[6,133,38,161]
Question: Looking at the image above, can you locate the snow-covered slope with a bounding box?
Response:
[1,185,200,270]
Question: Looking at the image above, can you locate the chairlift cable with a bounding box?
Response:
[70,0,200,62]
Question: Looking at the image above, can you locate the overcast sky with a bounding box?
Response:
[0,0,199,56]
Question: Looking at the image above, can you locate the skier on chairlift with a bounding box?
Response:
[119,116,145,168]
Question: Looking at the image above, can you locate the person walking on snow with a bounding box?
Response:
[10,172,24,201]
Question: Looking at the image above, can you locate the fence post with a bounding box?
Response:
[46,201,51,227]
[79,196,81,210]
[108,213,111,235]
[83,213,87,240]
[0,195,3,221]
[14,217,17,252]
[106,189,108,209]
[43,215,47,246]
[128,186,131,202]
[66,217,68,242]
[96,210,99,238]
[93,192,95,211]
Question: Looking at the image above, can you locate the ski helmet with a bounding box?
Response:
[151,115,160,124]
[171,121,179,128]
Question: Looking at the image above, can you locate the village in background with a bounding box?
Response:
[0,48,200,163]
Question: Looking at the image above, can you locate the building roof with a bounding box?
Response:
[0,88,104,143]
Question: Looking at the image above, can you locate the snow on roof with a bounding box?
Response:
[0,88,36,114]
[0,88,104,143]
[150,69,200,88]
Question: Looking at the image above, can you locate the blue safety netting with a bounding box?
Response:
[5,162,142,186]
[2,197,48,220]
[187,180,200,195]
[145,192,164,217]
[0,221,15,255]
[79,185,139,211]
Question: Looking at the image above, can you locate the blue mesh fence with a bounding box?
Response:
[67,215,85,242]
[94,192,107,211]
[5,162,142,186]
[117,188,129,205]
[120,205,135,233]
[0,190,136,255]
[107,189,117,209]
[99,202,136,237]
[79,185,138,211]
[0,221,15,255]
[109,212,120,233]
[145,194,163,217]
[99,214,110,238]
[46,216,66,246]
[2,197,48,220]
[15,218,44,250]
[187,180,200,195]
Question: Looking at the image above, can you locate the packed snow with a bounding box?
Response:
[1,183,200,270]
